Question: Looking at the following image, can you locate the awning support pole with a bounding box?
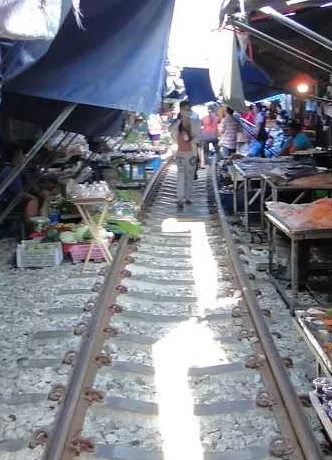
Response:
[230,19,332,74]
[0,103,77,198]
[260,7,332,53]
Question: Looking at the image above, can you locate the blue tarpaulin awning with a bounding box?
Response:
[3,0,175,115]
[182,58,278,106]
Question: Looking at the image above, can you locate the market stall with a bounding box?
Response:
[228,157,291,230]
[295,308,332,442]
[265,199,332,309]
[0,115,171,268]
[260,171,332,228]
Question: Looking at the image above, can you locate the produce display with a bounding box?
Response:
[298,307,332,359]
[312,376,332,422]
[266,198,332,230]
[66,180,114,200]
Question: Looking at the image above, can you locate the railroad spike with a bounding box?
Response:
[238,329,250,340]
[269,436,294,457]
[95,354,112,368]
[231,306,244,318]
[245,354,264,369]
[299,394,311,407]
[261,308,272,318]
[84,300,96,312]
[282,357,294,369]
[255,390,276,408]
[92,282,103,293]
[103,326,119,337]
[83,388,106,405]
[108,304,123,315]
[121,269,132,278]
[62,350,77,366]
[48,383,66,403]
[116,285,128,294]
[73,322,88,336]
[29,429,49,449]
[68,436,95,455]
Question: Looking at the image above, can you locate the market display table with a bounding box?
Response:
[261,173,332,228]
[294,309,332,377]
[229,158,291,231]
[265,210,332,310]
[72,197,113,270]
[294,308,332,441]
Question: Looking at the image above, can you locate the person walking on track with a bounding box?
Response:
[170,100,201,209]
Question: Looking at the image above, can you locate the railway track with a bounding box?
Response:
[3,159,324,459]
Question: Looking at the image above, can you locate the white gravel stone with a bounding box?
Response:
[0,238,105,453]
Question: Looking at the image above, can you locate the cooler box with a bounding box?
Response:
[17,241,63,268]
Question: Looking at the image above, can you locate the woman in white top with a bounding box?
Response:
[147,114,162,146]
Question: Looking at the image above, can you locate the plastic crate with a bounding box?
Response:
[68,243,107,264]
[17,242,63,268]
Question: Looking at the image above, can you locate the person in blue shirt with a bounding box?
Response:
[280,121,312,156]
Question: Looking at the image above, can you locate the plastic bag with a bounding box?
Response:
[0,0,81,40]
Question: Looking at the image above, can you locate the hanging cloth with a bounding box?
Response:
[209,28,246,113]
[0,0,80,41]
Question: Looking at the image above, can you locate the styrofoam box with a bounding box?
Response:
[17,241,63,268]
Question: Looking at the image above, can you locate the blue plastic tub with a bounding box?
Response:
[145,157,161,171]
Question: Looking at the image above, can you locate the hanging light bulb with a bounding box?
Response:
[297,83,310,94]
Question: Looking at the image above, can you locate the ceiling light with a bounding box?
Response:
[285,0,310,5]
[284,12,296,16]
[321,2,332,7]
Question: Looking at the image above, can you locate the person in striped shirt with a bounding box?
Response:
[220,107,241,158]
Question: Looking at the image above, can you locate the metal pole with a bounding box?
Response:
[0,103,77,198]
[260,6,332,53]
[231,19,332,74]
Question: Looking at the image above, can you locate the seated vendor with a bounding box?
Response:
[25,175,61,221]
[280,121,312,156]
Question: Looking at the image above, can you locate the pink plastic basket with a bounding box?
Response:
[68,243,105,263]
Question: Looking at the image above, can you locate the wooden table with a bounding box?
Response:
[72,197,113,271]
[265,211,332,310]
[261,172,332,228]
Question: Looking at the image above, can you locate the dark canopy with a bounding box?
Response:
[245,4,332,92]
[3,0,175,115]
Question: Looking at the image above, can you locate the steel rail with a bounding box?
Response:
[42,157,172,460]
[260,6,332,53]
[211,157,323,460]
[230,19,332,74]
